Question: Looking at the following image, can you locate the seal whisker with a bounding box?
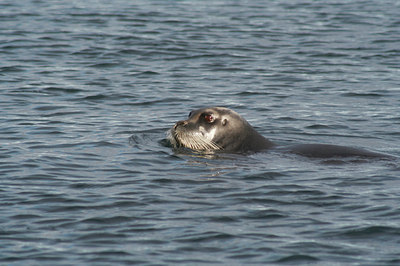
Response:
[171,129,222,151]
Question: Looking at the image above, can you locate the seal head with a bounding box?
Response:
[169,107,274,153]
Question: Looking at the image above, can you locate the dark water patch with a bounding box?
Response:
[305,124,348,130]
[0,66,25,73]
[227,253,260,260]
[235,91,273,96]
[81,93,138,102]
[19,197,88,208]
[150,177,226,186]
[70,48,104,56]
[194,186,234,194]
[358,204,392,214]
[341,225,400,238]
[42,86,82,94]
[0,166,21,175]
[275,116,298,121]
[243,171,286,181]
[48,161,97,170]
[41,111,85,118]
[164,52,246,61]
[276,254,319,263]
[66,153,103,162]
[232,196,291,207]
[174,231,235,243]
[47,204,102,213]
[26,128,65,136]
[88,62,121,68]
[0,153,13,160]
[117,48,144,55]
[120,226,168,235]
[76,232,127,242]
[164,258,221,264]
[13,173,54,181]
[69,183,118,189]
[34,105,65,111]
[207,216,239,223]
[111,200,148,209]
[34,218,75,225]
[341,92,385,98]
[83,94,108,101]
[129,70,159,76]
[310,52,348,58]
[10,214,42,220]
[120,97,188,107]
[150,178,175,184]
[81,216,132,225]
[7,87,77,98]
[244,210,288,220]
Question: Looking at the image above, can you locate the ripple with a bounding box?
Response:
[0,66,25,72]
[340,225,400,238]
[341,92,385,98]
[174,231,235,243]
[276,254,319,263]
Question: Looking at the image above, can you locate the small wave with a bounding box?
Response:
[341,92,384,98]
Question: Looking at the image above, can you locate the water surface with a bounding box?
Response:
[1,0,400,264]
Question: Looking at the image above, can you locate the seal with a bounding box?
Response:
[169,107,394,159]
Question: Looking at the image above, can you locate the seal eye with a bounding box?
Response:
[204,114,214,123]
[188,111,192,118]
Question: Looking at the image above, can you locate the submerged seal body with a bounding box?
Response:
[169,107,394,159]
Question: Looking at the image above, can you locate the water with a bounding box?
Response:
[1,0,400,264]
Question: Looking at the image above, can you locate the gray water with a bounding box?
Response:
[1,0,400,264]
